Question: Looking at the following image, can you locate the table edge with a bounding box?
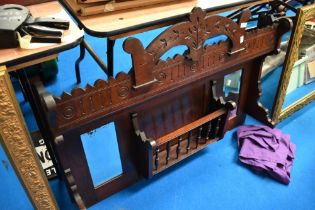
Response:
[59,0,269,37]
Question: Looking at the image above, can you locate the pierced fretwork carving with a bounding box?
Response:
[51,15,290,133]
[124,7,251,88]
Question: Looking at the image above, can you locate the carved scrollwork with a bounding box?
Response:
[47,10,290,133]
[63,106,74,119]
[118,86,130,98]
[124,7,251,88]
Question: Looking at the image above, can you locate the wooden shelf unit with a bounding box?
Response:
[132,101,235,178]
[30,6,292,208]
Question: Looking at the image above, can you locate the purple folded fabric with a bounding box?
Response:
[237,125,296,184]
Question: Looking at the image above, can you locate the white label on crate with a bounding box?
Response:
[241,22,247,28]
[35,145,53,169]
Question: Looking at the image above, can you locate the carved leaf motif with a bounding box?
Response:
[214,21,220,29]
[156,72,167,82]
[160,39,167,48]
[173,30,180,40]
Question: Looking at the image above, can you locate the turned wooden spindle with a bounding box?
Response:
[155,147,160,170]
[214,117,222,137]
[187,131,192,153]
[176,136,182,159]
[196,126,203,148]
[205,121,212,142]
[166,141,171,164]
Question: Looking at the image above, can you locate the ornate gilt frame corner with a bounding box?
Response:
[272,4,315,124]
[0,66,58,210]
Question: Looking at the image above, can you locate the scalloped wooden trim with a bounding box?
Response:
[0,66,58,210]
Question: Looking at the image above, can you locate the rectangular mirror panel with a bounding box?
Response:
[81,122,123,187]
[223,69,243,117]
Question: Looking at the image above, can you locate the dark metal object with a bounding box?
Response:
[30,35,61,43]
[25,16,70,30]
[75,41,85,84]
[227,3,268,19]
[75,39,109,84]
[22,15,70,44]
[0,4,30,48]
[24,25,63,36]
[84,39,109,76]
[0,4,71,48]
[107,38,115,77]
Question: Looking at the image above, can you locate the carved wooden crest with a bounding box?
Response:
[124,7,251,88]
[46,8,291,133]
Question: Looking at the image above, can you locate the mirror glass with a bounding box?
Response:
[259,7,298,116]
[260,31,292,113]
[81,122,122,187]
[223,69,243,118]
[282,18,315,109]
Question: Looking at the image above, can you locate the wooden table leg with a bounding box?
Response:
[0,66,58,210]
[75,41,86,84]
[75,39,110,83]
[107,38,116,77]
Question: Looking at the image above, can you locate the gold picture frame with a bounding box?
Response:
[0,66,58,209]
[272,4,315,124]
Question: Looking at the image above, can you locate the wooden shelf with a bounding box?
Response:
[132,99,236,178]
[157,108,226,146]
[153,137,219,175]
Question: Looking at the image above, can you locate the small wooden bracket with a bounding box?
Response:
[131,113,156,147]
[64,168,87,210]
